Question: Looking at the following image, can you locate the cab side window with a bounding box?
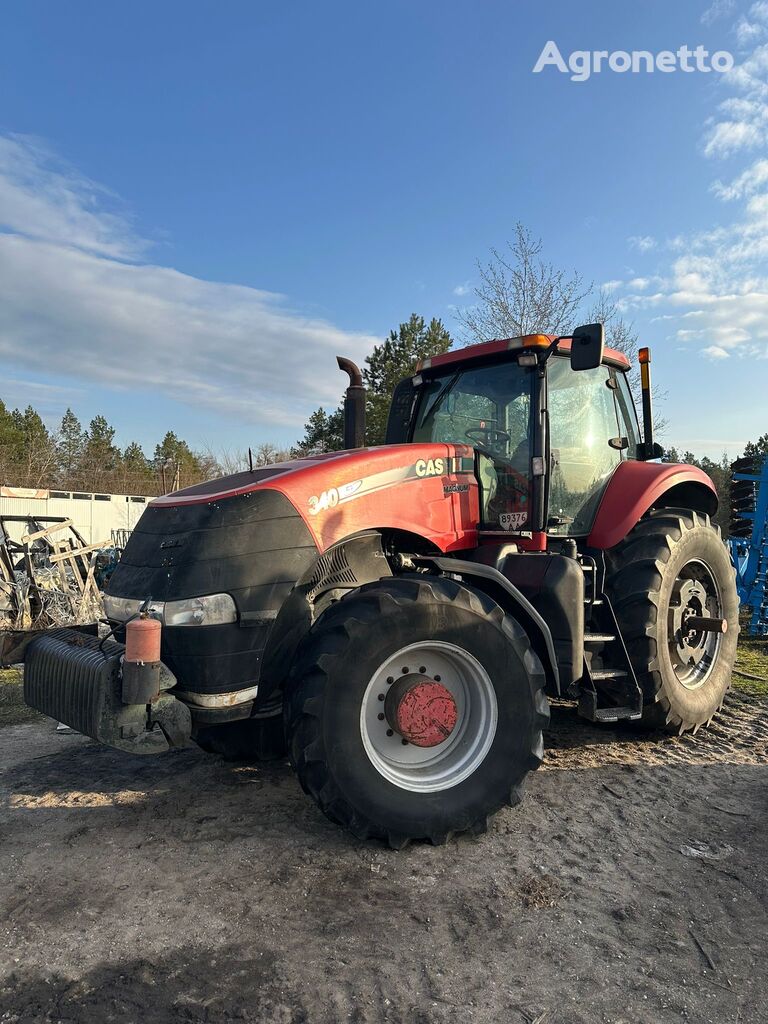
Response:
[547,360,623,535]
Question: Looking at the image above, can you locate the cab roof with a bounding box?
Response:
[418,333,632,373]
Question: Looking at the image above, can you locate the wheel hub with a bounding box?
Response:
[667,559,724,690]
[384,674,458,747]
[673,578,709,668]
[359,641,498,793]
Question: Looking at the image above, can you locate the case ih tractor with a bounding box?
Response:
[19,326,738,847]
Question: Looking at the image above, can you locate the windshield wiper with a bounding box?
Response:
[420,372,460,423]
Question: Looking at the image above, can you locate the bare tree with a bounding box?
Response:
[456,224,592,342]
[211,443,292,477]
[586,289,637,364]
[455,224,663,426]
[253,442,291,466]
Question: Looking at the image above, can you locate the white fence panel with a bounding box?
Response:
[0,487,153,545]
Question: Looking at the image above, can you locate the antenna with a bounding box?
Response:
[248,447,254,472]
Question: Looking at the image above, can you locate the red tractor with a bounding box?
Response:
[20,326,738,847]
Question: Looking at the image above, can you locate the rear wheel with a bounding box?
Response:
[606,509,739,733]
[285,575,548,847]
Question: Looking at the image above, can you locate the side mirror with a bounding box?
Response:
[570,323,605,371]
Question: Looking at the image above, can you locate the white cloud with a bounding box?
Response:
[736,20,764,48]
[0,135,379,430]
[734,3,768,47]
[703,45,768,157]
[711,157,768,198]
[453,280,471,296]
[702,0,735,26]
[628,235,656,252]
[0,377,84,418]
[610,15,768,367]
[0,135,145,260]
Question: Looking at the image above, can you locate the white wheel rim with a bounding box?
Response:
[668,557,724,691]
[359,641,498,793]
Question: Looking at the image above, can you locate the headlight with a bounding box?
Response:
[103,593,237,627]
[102,595,153,622]
[163,594,237,627]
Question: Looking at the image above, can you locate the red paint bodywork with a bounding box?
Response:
[153,444,482,554]
[587,461,718,550]
[425,336,631,372]
[154,447,719,556]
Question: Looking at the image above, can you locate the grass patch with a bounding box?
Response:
[0,667,42,726]
[734,627,768,696]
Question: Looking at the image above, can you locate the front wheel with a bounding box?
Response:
[606,510,739,733]
[285,575,548,848]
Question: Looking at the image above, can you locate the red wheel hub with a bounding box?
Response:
[386,676,458,748]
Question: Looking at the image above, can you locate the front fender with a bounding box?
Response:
[587,462,718,550]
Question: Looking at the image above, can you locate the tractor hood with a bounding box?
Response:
[109,442,478,607]
[150,442,480,555]
[105,443,478,696]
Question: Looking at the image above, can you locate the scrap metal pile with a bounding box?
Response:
[0,515,110,663]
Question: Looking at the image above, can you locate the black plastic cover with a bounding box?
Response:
[107,488,319,695]
[472,547,585,689]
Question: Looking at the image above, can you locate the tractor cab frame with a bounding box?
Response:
[385,328,659,547]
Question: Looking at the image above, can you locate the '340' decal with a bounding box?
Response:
[307,480,362,516]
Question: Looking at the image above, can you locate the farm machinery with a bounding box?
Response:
[729,455,768,636]
[9,326,739,846]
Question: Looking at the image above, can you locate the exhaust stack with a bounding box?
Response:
[337,356,366,449]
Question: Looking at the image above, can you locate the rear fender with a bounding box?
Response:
[587,462,718,550]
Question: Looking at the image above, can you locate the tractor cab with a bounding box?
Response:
[386,326,647,541]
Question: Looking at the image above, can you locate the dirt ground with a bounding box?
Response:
[0,687,766,1024]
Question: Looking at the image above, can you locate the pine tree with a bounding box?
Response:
[57,408,85,485]
[363,314,452,444]
[291,314,453,453]
[744,434,768,460]
[78,415,121,489]
[9,406,57,487]
[291,407,345,456]
[154,431,206,490]
[121,441,155,493]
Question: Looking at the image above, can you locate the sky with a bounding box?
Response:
[0,0,767,460]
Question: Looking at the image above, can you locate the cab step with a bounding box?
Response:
[578,585,643,724]
[590,668,628,681]
[578,695,643,723]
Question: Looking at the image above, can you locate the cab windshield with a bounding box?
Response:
[412,361,535,529]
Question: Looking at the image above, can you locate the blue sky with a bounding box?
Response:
[0,0,766,459]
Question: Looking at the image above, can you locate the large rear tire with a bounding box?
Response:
[606,509,739,733]
[285,575,548,848]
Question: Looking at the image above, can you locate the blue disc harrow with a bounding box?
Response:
[729,455,768,636]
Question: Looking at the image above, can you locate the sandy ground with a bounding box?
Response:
[0,691,766,1024]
